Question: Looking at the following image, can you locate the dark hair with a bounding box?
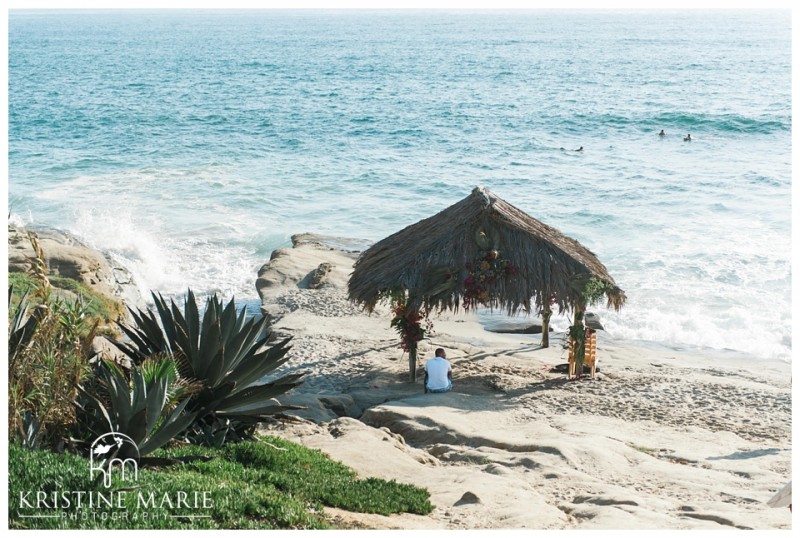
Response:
[435,348,446,357]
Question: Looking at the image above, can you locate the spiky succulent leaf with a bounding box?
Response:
[144,375,169,438]
[8,289,42,361]
[137,398,197,456]
[224,337,294,390]
[75,384,114,435]
[217,403,297,419]
[76,359,196,455]
[126,408,149,446]
[169,301,194,360]
[107,336,147,364]
[198,320,223,382]
[125,304,168,355]
[218,296,240,345]
[193,381,236,414]
[215,373,305,412]
[101,362,132,429]
[183,290,200,363]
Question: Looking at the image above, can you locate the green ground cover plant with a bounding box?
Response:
[9,437,433,530]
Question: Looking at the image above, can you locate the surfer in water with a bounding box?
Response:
[574,146,584,152]
[684,133,692,141]
[658,129,666,136]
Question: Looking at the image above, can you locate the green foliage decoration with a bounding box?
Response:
[567,275,615,376]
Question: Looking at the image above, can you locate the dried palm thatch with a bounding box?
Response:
[348,186,626,316]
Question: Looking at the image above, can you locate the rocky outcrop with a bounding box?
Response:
[256,233,362,320]
[278,393,363,423]
[8,225,143,309]
[484,321,548,335]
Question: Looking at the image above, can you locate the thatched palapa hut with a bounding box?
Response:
[348,186,626,380]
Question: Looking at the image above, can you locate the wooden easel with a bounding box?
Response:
[568,331,597,379]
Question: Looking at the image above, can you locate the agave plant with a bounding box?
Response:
[110,290,304,440]
[75,359,198,457]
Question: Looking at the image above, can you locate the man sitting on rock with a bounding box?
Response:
[424,348,452,393]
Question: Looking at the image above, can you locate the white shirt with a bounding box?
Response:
[425,357,452,390]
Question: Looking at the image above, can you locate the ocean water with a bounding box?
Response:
[8,10,792,361]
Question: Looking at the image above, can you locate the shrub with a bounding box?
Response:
[7,233,120,450]
[8,273,96,449]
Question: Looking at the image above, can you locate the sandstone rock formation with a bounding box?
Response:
[255,233,361,321]
[8,225,142,308]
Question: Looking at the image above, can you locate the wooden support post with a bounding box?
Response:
[541,288,551,348]
[568,337,575,378]
[541,304,551,348]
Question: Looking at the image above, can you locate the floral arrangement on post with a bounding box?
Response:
[380,289,433,353]
[390,301,433,353]
[463,249,518,310]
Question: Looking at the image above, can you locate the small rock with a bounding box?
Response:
[319,395,362,418]
[454,491,481,506]
[584,312,605,330]
[90,337,133,369]
[305,262,333,289]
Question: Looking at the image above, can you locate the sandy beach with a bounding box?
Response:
[255,235,792,531]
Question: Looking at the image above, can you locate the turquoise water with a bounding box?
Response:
[8,10,792,360]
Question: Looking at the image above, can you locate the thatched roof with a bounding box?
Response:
[348,187,626,315]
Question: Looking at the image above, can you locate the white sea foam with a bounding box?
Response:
[8,211,33,228]
[68,208,264,303]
